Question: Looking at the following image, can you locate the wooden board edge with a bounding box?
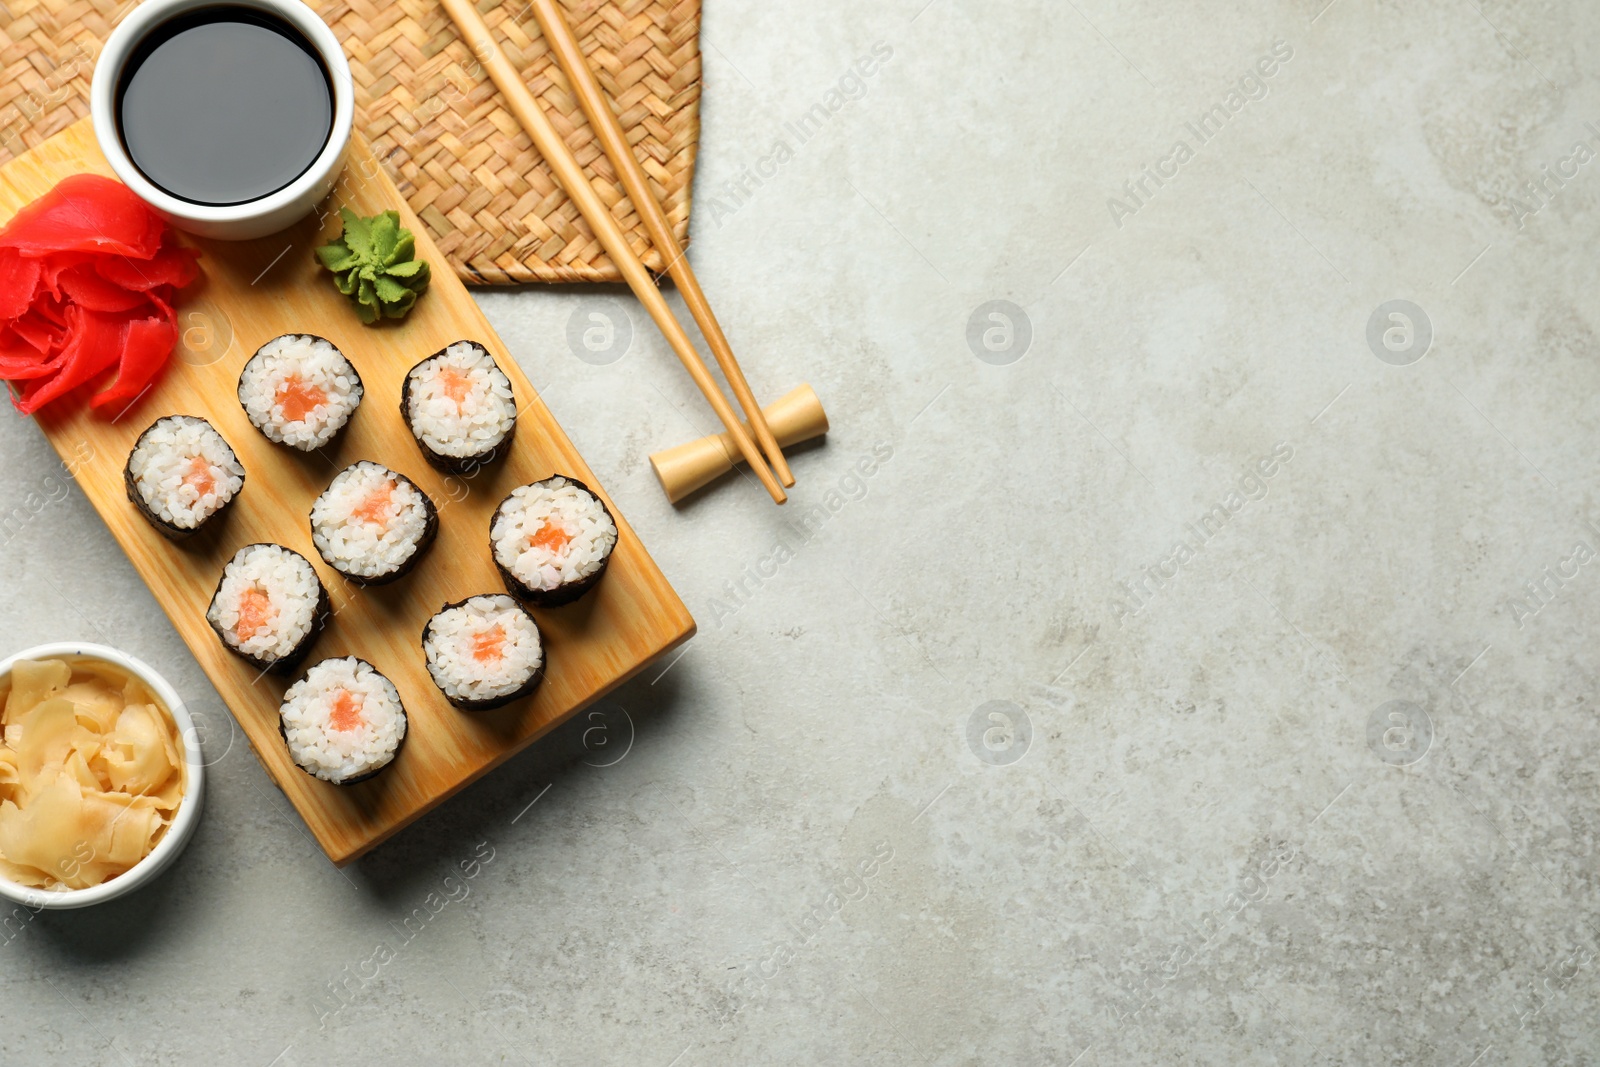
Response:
[329,611,696,865]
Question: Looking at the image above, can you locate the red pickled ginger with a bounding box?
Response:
[0,175,197,414]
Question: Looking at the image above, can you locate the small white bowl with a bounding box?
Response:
[89,0,354,240]
[0,642,205,910]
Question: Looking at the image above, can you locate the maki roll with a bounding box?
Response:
[310,461,437,585]
[279,657,406,785]
[400,340,516,474]
[238,334,363,451]
[422,594,545,711]
[206,543,329,674]
[489,475,617,607]
[123,415,245,539]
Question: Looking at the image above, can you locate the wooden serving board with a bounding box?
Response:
[0,119,696,865]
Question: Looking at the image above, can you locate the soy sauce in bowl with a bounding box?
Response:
[116,5,334,206]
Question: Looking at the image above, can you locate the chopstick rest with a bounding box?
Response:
[651,386,828,504]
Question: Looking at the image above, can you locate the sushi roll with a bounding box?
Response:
[400,340,516,474]
[310,461,438,585]
[123,415,245,539]
[206,543,330,674]
[238,334,363,451]
[422,594,545,711]
[279,657,406,785]
[489,475,617,607]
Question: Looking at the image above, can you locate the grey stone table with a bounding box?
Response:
[4,1,1599,1063]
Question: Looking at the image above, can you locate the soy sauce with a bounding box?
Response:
[116,6,333,206]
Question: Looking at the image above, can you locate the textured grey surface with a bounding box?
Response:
[4,0,1600,1063]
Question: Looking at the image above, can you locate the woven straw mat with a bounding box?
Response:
[0,0,702,285]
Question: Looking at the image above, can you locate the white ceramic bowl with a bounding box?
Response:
[89,0,354,240]
[0,642,205,910]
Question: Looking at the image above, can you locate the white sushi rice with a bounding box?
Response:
[280,657,405,783]
[491,477,617,594]
[423,595,543,704]
[239,334,363,450]
[127,415,244,529]
[311,462,432,579]
[405,341,515,459]
[207,544,322,663]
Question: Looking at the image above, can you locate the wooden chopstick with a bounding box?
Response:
[437,0,787,505]
[527,0,795,490]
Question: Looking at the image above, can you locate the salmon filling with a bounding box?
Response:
[471,624,507,663]
[527,521,571,554]
[235,586,275,642]
[328,690,364,732]
[351,480,395,525]
[181,455,216,497]
[437,365,472,404]
[275,375,327,421]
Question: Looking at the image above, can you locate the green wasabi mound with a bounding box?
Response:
[315,208,432,324]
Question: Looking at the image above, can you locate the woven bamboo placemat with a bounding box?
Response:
[0,0,702,285]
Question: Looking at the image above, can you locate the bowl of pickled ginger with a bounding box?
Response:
[0,643,203,908]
